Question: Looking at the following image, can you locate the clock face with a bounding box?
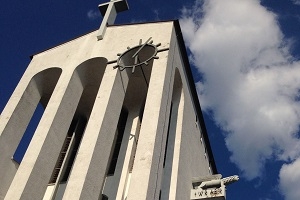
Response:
[117,43,157,69]
[115,37,161,73]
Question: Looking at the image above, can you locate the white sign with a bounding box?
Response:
[190,186,225,200]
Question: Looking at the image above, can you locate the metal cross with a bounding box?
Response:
[97,0,129,40]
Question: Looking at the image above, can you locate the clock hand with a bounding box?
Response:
[132,37,152,58]
[132,54,138,73]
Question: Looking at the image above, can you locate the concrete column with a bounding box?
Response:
[62,66,131,200]
[0,79,41,199]
[115,111,140,199]
[126,51,173,200]
[4,72,84,200]
[101,110,140,199]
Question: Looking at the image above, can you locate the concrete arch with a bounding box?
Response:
[72,57,108,119]
[12,67,63,162]
[0,67,62,199]
[38,57,108,200]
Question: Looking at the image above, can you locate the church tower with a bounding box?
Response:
[0,1,225,199]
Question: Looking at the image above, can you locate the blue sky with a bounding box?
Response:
[1,0,300,199]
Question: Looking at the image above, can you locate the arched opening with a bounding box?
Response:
[45,57,107,200]
[13,68,62,163]
[0,67,62,199]
[160,68,184,199]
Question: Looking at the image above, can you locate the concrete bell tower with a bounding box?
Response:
[0,1,221,199]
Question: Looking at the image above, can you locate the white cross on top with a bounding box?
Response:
[97,0,129,40]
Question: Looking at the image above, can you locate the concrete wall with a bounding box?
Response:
[160,27,213,200]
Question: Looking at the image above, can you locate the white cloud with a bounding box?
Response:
[87,9,100,20]
[280,158,300,200]
[292,0,300,5]
[180,0,300,198]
